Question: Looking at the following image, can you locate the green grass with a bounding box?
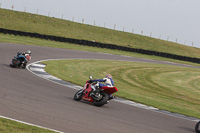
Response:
[1,8,200,58]
[43,59,200,119]
[0,117,56,133]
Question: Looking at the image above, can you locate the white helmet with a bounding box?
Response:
[25,50,31,55]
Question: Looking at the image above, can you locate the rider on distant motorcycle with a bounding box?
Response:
[89,74,115,99]
[15,50,31,68]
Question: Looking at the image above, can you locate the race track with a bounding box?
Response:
[0,42,197,133]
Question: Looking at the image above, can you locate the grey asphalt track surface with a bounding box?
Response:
[0,42,198,133]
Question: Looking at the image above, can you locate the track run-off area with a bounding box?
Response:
[0,42,199,133]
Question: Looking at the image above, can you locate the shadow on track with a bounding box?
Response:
[2,64,11,67]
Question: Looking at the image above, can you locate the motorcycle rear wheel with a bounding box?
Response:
[195,121,200,133]
[74,90,83,101]
[93,92,109,107]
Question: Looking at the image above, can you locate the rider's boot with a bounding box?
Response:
[109,95,115,100]
[22,63,26,69]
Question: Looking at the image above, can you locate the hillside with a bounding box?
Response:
[0,8,200,58]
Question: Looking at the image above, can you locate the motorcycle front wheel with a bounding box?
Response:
[195,121,200,133]
[74,90,83,101]
[11,60,21,67]
[93,92,109,107]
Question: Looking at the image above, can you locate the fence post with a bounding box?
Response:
[132,28,134,33]
[12,5,14,10]
[114,24,116,30]
[0,3,1,8]
[141,30,143,35]
[24,7,26,12]
[167,36,169,41]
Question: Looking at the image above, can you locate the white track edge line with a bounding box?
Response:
[0,115,64,133]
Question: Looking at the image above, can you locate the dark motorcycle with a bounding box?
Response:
[195,121,200,133]
[74,76,118,107]
[10,53,30,68]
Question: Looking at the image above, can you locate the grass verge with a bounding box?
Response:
[43,59,200,119]
[0,117,56,133]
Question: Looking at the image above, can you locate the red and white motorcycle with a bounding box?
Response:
[74,76,118,107]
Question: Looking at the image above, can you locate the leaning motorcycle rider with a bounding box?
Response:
[88,74,115,99]
[16,50,31,68]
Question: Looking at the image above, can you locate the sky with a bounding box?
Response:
[0,0,200,48]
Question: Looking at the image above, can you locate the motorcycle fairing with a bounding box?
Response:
[10,54,26,67]
[82,83,93,102]
[101,86,118,95]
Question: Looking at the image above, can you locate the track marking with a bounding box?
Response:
[0,115,64,133]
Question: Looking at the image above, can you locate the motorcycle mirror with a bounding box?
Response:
[89,76,93,80]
